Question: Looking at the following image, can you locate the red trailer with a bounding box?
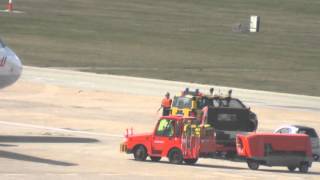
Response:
[236,133,313,172]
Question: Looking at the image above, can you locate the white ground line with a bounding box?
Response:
[0,120,123,138]
[0,10,24,13]
[1,173,125,176]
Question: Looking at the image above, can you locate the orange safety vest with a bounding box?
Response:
[161,98,172,108]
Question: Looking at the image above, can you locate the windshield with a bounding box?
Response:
[155,119,175,137]
[172,96,192,109]
[198,97,212,108]
[212,99,246,108]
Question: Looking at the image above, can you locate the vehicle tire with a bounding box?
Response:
[247,159,259,170]
[299,162,309,173]
[184,158,198,165]
[287,166,296,172]
[133,145,147,161]
[313,154,319,161]
[150,156,161,162]
[168,149,183,164]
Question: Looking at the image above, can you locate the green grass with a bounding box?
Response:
[1,0,320,96]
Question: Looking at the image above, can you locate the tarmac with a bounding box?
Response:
[0,66,319,179]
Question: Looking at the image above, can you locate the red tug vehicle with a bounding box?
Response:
[121,116,202,164]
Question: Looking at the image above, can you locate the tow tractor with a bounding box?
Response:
[120,115,239,164]
[120,116,200,164]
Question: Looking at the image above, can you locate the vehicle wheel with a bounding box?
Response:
[313,154,319,161]
[287,166,296,172]
[299,162,309,173]
[184,158,198,165]
[247,160,259,170]
[168,149,183,164]
[133,146,147,161]
[150,156,161,162]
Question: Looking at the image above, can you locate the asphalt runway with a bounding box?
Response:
[0,66,319,180]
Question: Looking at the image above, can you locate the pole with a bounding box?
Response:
[7,0,13,12]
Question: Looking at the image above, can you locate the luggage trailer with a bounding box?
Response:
[236,133,313,173]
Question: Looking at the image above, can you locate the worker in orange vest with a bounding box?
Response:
[158,92,172,116]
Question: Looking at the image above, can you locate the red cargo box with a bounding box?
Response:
[236,133,313,173]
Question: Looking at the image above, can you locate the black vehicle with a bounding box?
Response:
[201,95,258,148]
[201,96,258,131]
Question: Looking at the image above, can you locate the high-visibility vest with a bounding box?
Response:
[162,98,172,108]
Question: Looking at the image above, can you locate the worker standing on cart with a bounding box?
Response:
[158,92,172,116]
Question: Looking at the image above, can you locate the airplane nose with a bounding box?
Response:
[12,55,23,77]
[1,47,23,88]
[0,40,23,89]
[5,46,23,75]
[13,54,22,70]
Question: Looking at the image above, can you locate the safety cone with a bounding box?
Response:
[6,0,13,12]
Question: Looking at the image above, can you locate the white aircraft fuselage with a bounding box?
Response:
[0,39,22,89]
